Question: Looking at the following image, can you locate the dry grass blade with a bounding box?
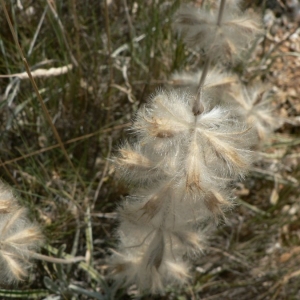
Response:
[31,252,86,264]
[0,64,73,79]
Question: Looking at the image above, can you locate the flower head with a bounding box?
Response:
[228,83,280,140]
[0,182,43,284]
[132,91,254,180]
[174,2,261,62]
[112,89,253,292]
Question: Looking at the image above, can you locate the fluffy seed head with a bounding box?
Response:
[112,86,255,293]
[229,83,280,140]
[110,229,191,293]
[0,185,19,214]
[174,3,261,62]
[0,182,43,284]
[115,142,158,185]
[132,90,193,149]
[132,90,253,186]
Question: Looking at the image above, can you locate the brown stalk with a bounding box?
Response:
[217,0,226,27]
[194,57,211,115]
[193,0,226,115]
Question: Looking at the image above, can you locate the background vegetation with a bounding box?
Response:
[0,0,300,299]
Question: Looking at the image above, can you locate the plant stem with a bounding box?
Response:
[217,0,226,27]
[31,252,86,264]
[193,57,211,115]
[193,0,226,115]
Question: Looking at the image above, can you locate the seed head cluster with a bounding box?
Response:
[174,0,262,63]
[112,86,257,292]
[0,182,43,285]
[111,0,277,294]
